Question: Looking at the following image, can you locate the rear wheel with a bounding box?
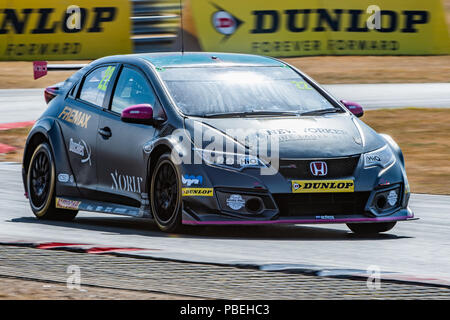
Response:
[27,143,78,221]
[150,153,182,233]
[347,222,396,234]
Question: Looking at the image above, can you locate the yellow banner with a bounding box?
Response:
[0,0,132,60]
[189,0,450,56]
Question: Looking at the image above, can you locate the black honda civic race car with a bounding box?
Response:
[23,52,414,233]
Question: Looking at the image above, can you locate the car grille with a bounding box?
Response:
[278,155,360,179]
[273,192,371,217]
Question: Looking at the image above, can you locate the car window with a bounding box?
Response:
[111,67,156,114]
[79,66,116,107]
[68,81,78,98]
[160,66,336,117]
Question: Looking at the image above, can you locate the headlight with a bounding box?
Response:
[364,145,395,168]
[194,149,266,170]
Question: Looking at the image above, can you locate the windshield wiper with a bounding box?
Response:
[300,108,343,116]
[200,111,301,118]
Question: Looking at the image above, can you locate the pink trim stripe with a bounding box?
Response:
[86,247,147,254]
[0,121,35,131]
[182,216,410,226]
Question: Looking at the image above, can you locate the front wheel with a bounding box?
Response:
[347,222,396,234]
[150,153,182,233]
[27,142,78,221]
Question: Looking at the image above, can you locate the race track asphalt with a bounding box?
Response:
[0,162,449,284]
[1,83,449,123]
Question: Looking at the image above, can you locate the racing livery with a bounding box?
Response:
[22,52,414,233]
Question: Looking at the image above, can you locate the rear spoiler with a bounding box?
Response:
[33,61,88,80]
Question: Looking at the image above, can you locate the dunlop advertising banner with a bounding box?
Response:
[0,0,132,60]
[189,0,450,56]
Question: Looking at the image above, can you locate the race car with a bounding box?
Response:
[22,52,414,233]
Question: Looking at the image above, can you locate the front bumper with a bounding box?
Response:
[179,153,414,226]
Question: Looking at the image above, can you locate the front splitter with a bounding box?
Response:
[182,208,415,226]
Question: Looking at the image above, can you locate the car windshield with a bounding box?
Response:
[159,66,338,117]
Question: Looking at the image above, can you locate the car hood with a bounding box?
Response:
[184,114,385,158]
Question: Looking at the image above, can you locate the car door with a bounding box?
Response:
[96,64,165,207]
[59,64,117,197]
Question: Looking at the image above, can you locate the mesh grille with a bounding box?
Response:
[273,192,370,217]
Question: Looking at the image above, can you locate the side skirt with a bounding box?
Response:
[55,196,152,218]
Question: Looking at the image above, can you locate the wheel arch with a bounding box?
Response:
[22,119,74,196]
[146,143,173,188]
[22,122,53,194]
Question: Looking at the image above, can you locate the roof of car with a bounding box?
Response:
[136,52,283,68]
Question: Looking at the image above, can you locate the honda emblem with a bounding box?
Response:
[310,161,328,176]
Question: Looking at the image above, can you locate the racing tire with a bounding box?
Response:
[346,222,396,234]
[27,143,78,221]
[150,153,182,233]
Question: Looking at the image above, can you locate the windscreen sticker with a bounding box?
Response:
[97,66,116,91]
[291,80,313,90]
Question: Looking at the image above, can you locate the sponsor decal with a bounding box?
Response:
[280,164,297,169]
[387,190,398,206]
[95,206,104,211]
[292,180,354,193]
[190,0,450,56]
[0,0,132,60]
[310,161,327,176]
[182,188,214,197]
[58,173,69,183]
[226,194,245,210]
[58,106,91,128]
[261,127,347,143]
[111,170,143,193]
[55,197,80,210]
[316,215,335,220]
[97,66,115,91]
[113,208,127,214]
[239,156,260,167]
[86,205,94,211]
[212,9,242,37]
[304,128,346,135]
[182,174,203,186]
[365,154,381,164]
[69,138,92,165]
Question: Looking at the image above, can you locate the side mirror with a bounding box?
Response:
[121,104,154,125]
[341,100,364,118]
